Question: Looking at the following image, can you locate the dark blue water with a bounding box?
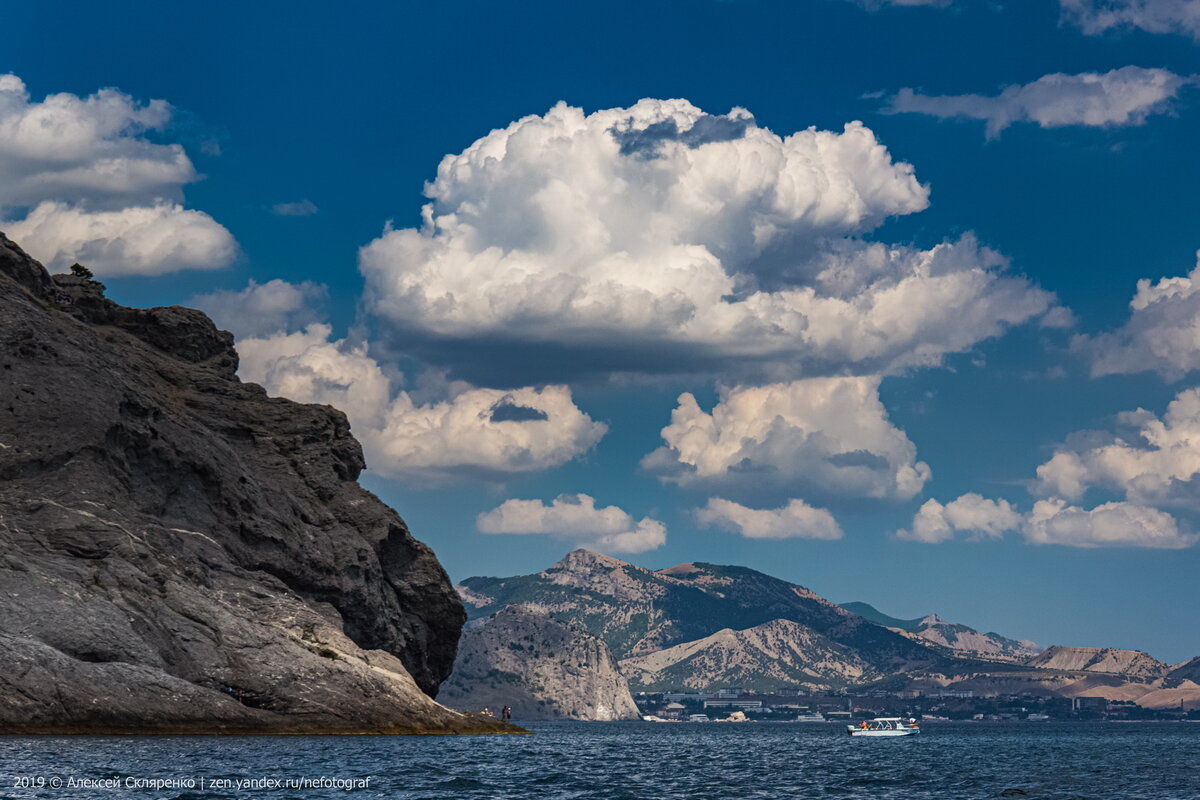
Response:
[2,722,1197,799]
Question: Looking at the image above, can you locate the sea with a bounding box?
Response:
[2,721,1197,800]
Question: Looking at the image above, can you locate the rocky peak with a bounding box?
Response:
[657,562,700,577]
[540,549,667,603]
[547,548,632,573]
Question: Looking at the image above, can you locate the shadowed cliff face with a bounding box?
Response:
[0,234,514,733]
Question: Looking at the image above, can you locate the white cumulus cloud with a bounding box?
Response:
[1034,387,1200,508]
[1025,498,1195,548]
[642,377,930,500]
[898,493,1194,548]
[898,494,1023,543]
[4,201,235,276]
[888,67,1190,138]
[1061,0,1200,41]
[1079,251,1200,379]
[359,98,1053,381]
[0,73,235,276]
[696,497,843,540]
[0,74,191,207]
[477,494,666,553]
[236,325,606,482]
[192,278,328,339]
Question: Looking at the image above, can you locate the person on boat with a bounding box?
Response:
[859,720,869,729]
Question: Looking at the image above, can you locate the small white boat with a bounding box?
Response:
[793,712,826,722]
[847,717,920,737]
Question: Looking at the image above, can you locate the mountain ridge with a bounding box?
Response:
[839,601,1042,662]
[458,548,951,693]
[452,549,1198,712]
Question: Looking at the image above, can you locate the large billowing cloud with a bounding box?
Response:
[1079,252,1200,379]
[1034,387,1200,508]
[696,497,843,540]
[642,377,930,500]
[0,74,234,275]
[235,325,606,482]
[359,99,1053,381]
[1061,0,1200,41]
[192,278,329,339]
[477,494,667,553]
[888,67,1190,138]
[897,494,1023,543]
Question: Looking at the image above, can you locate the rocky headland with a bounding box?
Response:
[439,605,639,721]
[0,234,518,734]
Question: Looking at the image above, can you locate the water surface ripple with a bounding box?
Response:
[2,721,1196,799]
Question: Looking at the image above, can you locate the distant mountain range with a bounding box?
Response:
[839,602,1042,662]
[448,550,1200,719]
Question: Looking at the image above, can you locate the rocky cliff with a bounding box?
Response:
[0,234,516,734]
[439,605,640,721]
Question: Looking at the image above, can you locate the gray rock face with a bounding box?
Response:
[440,605,640,721]
[0,234,515,734]
[620,618,879,692]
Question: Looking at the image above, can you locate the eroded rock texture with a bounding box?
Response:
[0,234,513,734]
[440,605,640,721]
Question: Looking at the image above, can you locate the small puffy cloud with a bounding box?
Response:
[1061,0,1200,41]
[272,200,318,217]
[1033,387,1200,508]
[235,325,606,482]
[888,67,1190,138]
[1079,252,1200,379]
[1024,498,1195,548]
[360,98,1053,381]
[477,494,666,553]
[2,201,236,276]
[642,377,930,500]
[191,279,328,339]
[696,497,843,540]
[898,494,1022,543]
[0,74,235,276]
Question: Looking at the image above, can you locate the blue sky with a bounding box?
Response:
[5,0,1200,661]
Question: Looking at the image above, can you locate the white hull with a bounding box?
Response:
[847,727,918,737]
